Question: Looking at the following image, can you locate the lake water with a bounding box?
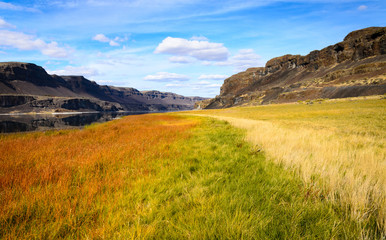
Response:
[0,112,148,133]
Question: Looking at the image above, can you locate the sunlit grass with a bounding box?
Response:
[0,109,383,238]
[183,97,386,237]
[0,114,196,239]
[119,117,364,239]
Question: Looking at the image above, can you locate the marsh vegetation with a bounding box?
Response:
[0,97,384,239]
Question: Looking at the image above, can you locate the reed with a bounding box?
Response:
[0,114,196,239]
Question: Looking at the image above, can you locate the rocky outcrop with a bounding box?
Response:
[0,95,36,108]
[139,91,207,111]
[60,76,148,111]
[0,62,68,88]
[0,95,122,113]
[60,76,206,111]
[202,27,386,109]
[0,62,206,113]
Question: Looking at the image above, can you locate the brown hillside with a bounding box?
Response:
[0,63,206,113]
[201,27,386,109]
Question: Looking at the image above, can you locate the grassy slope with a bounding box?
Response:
[182,96,386,237]
[0,113,371,239]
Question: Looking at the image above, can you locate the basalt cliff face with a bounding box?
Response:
[200,27,386,109]
[0,62,206,113]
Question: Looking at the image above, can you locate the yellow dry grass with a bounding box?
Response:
[184,97,386,234]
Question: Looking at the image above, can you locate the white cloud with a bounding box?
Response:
[144,72,190,82]
[0,18,15,28]
[93,33,122,46]
[168,56,194,63]
[358,5,367,11]
[0,30,70,58]
[114,35,130,42]
[215,49,262,71]
[93,33,110,42]
[0,1,38,12]
[48,66,99,77]
[198,74,228,80]
[155,37,229,61]
[109,40,120,46]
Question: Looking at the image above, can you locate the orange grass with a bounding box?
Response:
[0,114,196,239]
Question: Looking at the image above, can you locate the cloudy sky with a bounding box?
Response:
[0,0,384,97]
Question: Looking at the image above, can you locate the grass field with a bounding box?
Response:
[0,115,196,239]
[183,96,386,237]
[0,97,384,239]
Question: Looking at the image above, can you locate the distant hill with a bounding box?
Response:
[198,27,386,109]
[0,62,206,113]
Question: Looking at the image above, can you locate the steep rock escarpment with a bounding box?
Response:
[0,62,78,97]
[0,63,206,113]
[61,76,149,111]
[139,90,205,111]
[0,95,122,113]
[0,62,66,88]
[0,95,36,108]
[201,27,386,109]
[61,76,206,111]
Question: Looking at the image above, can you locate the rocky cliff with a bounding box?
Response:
[201,27,386,109]
[0,62,206,113]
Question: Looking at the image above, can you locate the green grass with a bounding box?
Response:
[181,97,386,238]
[1,114,379,239]
[104,117,364,239]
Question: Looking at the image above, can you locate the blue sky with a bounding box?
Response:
[0,0,385,97]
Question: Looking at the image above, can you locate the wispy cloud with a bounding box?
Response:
[165,81,221,89]
[155,37,229,62]
[1,0,384,98]
[144,72,190,82]
[48,65,99,77]
[165,80,222,97]
[214,49,262,71]
[0,18,15,29]
[193,80,222,88]
[198,74,228,80]
[92,33,120,46]
[0,30,70,58]
[0,1,39,12]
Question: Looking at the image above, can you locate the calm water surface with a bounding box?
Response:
[0,112,147,133]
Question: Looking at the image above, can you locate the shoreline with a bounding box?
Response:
[0,110,168,116]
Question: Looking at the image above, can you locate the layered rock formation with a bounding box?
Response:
[0,62,206,113]
[201,27,386,109]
